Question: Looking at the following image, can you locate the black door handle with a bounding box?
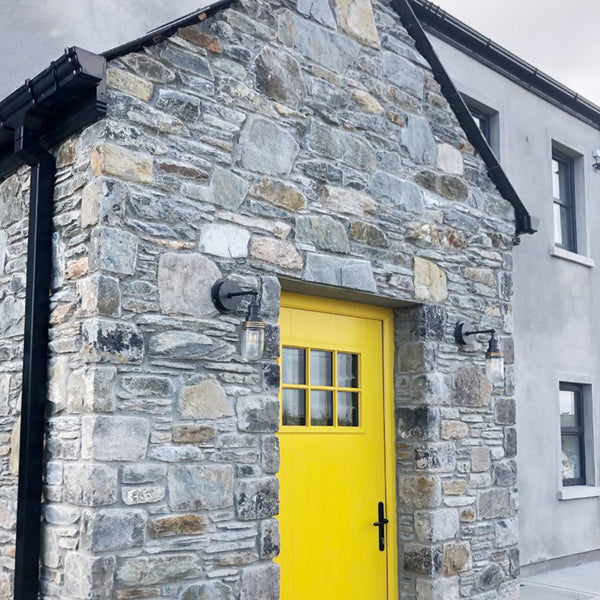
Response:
[373,501,388,551]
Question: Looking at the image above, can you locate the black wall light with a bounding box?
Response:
[212,278,265,362]
[454,322,504,384]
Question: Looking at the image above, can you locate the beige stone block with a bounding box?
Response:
[443,479,468,495]
[460,507,476,522]
[436,143,464,175]
[81,180,100,228]
[397,476,441,508]
[148,514,208,538]
[471,445,491,473]
[464,267,495,287]
[350,89,384,114]
[334,0,381,48]
[179,381,234,420]
[251,178,306,211]
[321,185,377,216]
[107,68,154,101]
[441,420,469,440]
[9,417,20,476]
[250,237,303,270]
[414,257,448,303]
[443,541,472,576]
[65,257,89,280]
[172,425,216,443]
[91,144,153,184]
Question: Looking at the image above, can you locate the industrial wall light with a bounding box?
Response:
[454,322,504,384]
[212,278,265,362]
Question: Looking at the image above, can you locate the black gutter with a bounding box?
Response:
[408,0,600,130]
[0,48,106,600]
[391,0,538,237]
[103,0,235,60]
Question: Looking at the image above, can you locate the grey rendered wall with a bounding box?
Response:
[428,36,600,567]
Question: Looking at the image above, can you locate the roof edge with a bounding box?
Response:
[391,0,536,236]
[0,47,106,181]
[408,0,600,129]
[103,0,236,61]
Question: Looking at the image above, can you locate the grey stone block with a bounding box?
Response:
[240,563,280,600]
[81,319,144,364]
[158,252,221,318]
[303,253,376,292]
[168,464,234,511]
[255,47,305,107]
[82,509,146,552]
[64,553,115,600]
[295,215,350,253]
[236,115,299,175]
[383,51,425,97]
[369,171,423,213]
[116,553,201,586]
[236,477,279,520]
[308,120,375,171]
[90,226,138,275]
[236,395,279,433]
[81,415,150,461]
[64,463,118,507]
[281,12,359,73]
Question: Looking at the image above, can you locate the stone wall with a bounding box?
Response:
[0,0,519,599]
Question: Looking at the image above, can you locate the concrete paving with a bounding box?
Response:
[521,560,600,600]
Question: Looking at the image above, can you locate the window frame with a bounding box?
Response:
[467,105,491,144]
[552,149,577,253]
[559,382,586,486]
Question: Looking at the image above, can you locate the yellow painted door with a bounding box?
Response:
[277,293,396,600]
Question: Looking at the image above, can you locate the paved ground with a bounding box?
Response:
[521,560,600,600]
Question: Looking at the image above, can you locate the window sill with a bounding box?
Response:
[551,246,595,268]
[558,486,600,501]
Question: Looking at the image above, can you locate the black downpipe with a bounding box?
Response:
[13,126,56,600]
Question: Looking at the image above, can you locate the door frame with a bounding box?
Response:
[279,291,398,600]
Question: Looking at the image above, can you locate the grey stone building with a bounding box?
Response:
[0,1,535,599]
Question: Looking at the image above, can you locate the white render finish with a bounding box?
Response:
[428,35,600,567]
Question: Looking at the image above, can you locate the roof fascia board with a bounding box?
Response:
[391,0,536,236]
[409,0,600,129]
[103,0,235,60]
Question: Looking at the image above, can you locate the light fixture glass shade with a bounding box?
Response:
[486,354,504,384]
[241,321,265,362]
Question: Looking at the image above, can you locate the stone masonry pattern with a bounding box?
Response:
[0,0,519,599]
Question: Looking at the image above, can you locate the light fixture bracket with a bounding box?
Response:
[211,278,258,313]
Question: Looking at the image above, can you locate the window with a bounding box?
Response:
[552,150,577,252]
[468,105,491,143]
[281,346,360,428]
[560,383,586,486]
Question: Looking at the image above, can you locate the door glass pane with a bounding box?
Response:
[561,435,583,480]
[311,390,333,426]
[338,353,359,388]
[282,347,305,384]
[560,390,578,427]
[282,389,306,426]
[338,392,359,427]
[310,350,332,386]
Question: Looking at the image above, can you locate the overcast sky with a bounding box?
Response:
[430,0,600,106]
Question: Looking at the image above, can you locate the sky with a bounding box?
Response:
[429,0,600,107]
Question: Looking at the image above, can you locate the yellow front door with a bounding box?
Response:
[277,293,397,600]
